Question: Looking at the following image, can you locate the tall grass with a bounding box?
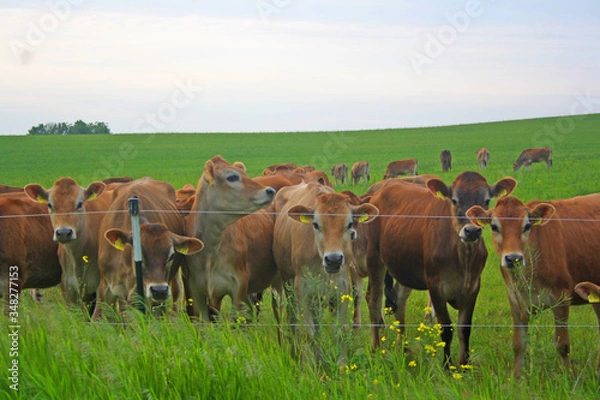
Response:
[1,114,600,398]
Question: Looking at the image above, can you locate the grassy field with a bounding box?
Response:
[1,114,600,398]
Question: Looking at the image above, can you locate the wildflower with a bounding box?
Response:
[373,379,379,385]
[452,373,463,380]
[341,294,353,303]
[380,349,386,355]
[423,306,432,313]
[235,316,247,324]
[381,335,386,342]
[408,360,417,367]
[449,365,457,371]
[460,364,473,370]
[436,341,446,347]
[417,322,427,332]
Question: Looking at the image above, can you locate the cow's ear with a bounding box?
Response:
[490,177,517,198]
[352,203,379,224]
[203,159,216,186]
[24,184,48,204]
[426,178,451,200]
[288,205,314,223]
[466,206,490,227]
[104,229,132,251]
[528,203,555,226]
[574,282,600,303]
[232,161,246,172]
[340,190,361,206]
[85,182,106,201]
[172,234,204,255]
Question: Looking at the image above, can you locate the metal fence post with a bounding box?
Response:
[128,196,145,313]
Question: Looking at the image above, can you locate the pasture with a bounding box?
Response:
[1,113,600,398]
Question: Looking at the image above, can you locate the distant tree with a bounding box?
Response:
[67,120,91,135]
[28,120,111,135]
[90,121,110,134]
[28,123,46,135]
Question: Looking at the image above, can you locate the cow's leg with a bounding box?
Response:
[366,248,385,350]
[393,284,412,338]
[350,266,363,328]
[270,274,284,344]
[288,277,301,359]
[552,303,574,378]
[507,295,529,379]
[428,287,453,368]
[184,272,210,321]
[591,303,600,375]
[456,289,479,366]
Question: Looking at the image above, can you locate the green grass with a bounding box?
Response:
[1,114,600,398]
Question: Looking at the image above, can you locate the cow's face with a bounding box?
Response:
[202,155,276,213]
[427,172,517,243]
[466,196,554,268]
[288,193,379,274]
[105,224,204,305]
[25,178,105,243]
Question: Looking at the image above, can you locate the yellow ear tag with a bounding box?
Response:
[299,215,311,224]
[436,191,445,201]
[114,237,126,251]
[357,214,369,223]
[498,189,507,198]
[476,219,487,227]
[176,245,189,255]
[37,195,47,204]
[88,193,97,201]
[588,293,600,303]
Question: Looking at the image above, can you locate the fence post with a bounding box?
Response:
[128,196,145,313]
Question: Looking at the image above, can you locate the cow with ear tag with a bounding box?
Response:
[466,193,600,379]
[366,171,516,368]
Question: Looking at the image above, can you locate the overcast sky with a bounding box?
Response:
[1,1,599,134]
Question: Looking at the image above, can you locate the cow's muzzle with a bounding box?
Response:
[148,284,170,302]
[54,227,75,243]
[323,252,343,274]
[459,224,482,243]
[502,253,524,269]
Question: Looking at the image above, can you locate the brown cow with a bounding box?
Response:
[513,147,552,171]
[93,178,202,320]
[466,193,600,378]
[383,158,418,179]
[273,183,378,362]
[331,163,349,186]
[0,198,62,306]
[0,184,24,195]
[476,148,490,169]
[262,162,297,176]
[440,150,452,172]
[366,172,516,367]
[25,178,110,315]
[184,155,276,321]
[350,161,370,185]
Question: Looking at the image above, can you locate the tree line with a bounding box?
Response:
[28,120,111,135]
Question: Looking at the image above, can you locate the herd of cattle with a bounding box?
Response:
[1,145,598,379]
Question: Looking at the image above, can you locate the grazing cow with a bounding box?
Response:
[383,158,418,179]
[0,198,62,306]
[513,147,552,171]
[24,178,110,315]
[440,150,452,172]
[365,174,440,196]
[331,163,349,186]
[263,162,297,176]
[351,161,370,185]
[93,178,202,320]
[466,193,600,378]
[476,148,490,170]
[185,155,276,321]
[273,183,379,362]
[366,172,516,367]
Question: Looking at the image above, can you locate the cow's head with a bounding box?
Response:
[25,178,106,243]
[202,155,276,214]
[104,223,204,304]
[288,192,379,274]
[427,172,517,243]
[466,196,554,268]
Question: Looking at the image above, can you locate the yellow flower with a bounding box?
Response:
[235,316,247,324]
[452,373,463,380]
[381,335,386,342]
[436,341,446,347]
[373,379,379,385]
[449,365,457,371]
[460,364,473,370]
[408,360,417,367]
[380,349,386,355]
[341,294,353,303]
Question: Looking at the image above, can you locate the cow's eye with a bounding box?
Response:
[350,230,357,240]
[523,223,531,233]
[226,175,240,183]
[490,223,499,233]
[76,201,84,210]
[451,198,458,206]
[312,222,320,231]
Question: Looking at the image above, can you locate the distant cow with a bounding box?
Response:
[383,159,418,179]
[366,172,516,367]
[466,193,600,378]
[350,161,370,184]
[0,184,24,195]
[263,163,297,176]
[331,163,349,186]
[93,178,203,320]
[476,148,490,169]
[0,198,62,306]
[440,150,452,172]
[513,147,552,171]
[25,178,111,315]
[273,183,378,362]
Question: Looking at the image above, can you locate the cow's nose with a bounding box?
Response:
[149,284,170,301]
[323,253,343,273]
[462,225,482,242]
[503,254,524,268]
[55,227,75,243]
[265,187,276,198]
